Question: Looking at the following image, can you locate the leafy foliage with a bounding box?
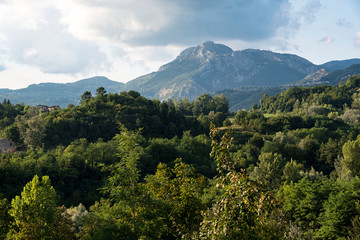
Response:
[200,126,284,239]
[2,77,360,239]
[7,175,74,239]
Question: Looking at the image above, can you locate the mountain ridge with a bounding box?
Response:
[122,41,321,100]
[0,76,123,107]
[1,41,360,110]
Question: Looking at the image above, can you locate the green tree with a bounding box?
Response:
[251,152,286,188]
[213,112,227,127]
[316,178,360,239]
[96,87,106,98]
[282,159,305,184]
[145,160,206,239]
[19,115,47,148]
[8,175,74,239]
[193,93,215,116]
[213,94,229,114]
[80,127,151,239]
[341,138,360,177]
[0,197,11,240]
[200,126,284,239]
[80,91,93,104]
[280,177,335,236]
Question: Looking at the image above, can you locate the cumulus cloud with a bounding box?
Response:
[355,32,360,47]
[0,0,337,86]
[319,36,334,44]
[58,0,292,46]
[0,1,108,74]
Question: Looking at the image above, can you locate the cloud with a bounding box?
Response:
[319,36,334,44]
[58,0,292,46]
[0,0,329,85]
[286,0,322,31]
[0,2,108,74]
[355,32,360,47]
[298,0,322,24]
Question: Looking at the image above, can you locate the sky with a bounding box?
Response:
[0,0,359,89]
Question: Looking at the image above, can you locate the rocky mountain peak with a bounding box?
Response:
[158,41,233,71]
[177,41,233,61]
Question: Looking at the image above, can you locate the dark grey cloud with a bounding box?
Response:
[79,0,291,46]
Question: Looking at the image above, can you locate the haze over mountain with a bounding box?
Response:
[0,41,359,110]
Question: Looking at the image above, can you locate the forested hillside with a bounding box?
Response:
[1,75,360,239]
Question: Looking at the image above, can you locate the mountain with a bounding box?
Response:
[292,64,360,87]
[0,76,124,107]
[1,42,359,110]
[216,87,285,111]
[320,59,360,71]
[319,64,360,85]
[123,41,319,100]
[293,68,330,86]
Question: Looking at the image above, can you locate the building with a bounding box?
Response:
[36,105,60,112]
[0,139,16,153]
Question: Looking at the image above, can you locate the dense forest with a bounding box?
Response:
[1,75,360,239]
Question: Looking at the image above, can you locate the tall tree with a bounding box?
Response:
[145,159,206,239]
[200,126,284,239]
[7,175,73,239]
[0,197,11,240]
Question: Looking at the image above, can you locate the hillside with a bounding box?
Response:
[320,64,360,85]
[320,59,360,71]
[293,68,330,86]
[216,87,285,111]
[0,76,124,107]
[2,76,360,238]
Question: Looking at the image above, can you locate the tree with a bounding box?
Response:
[251,152,286,188]
[315,177,360,239]
[213,112,227,127]
[234,110,248,125]
[96,87,106,98]
[17,115,47,148]
[80,127,149,239]
[280,177,335,236]
[341,138,360,177]
[282,159,305,184]
[213,94,229,114]
[0,197,11,240]
[7,175,74,239]
[145,160,206,239]
[80,91,93,104]
[200,126,284,239]
[193,93,215,116]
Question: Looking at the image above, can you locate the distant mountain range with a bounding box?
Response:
[0,77,124,107]
[1,41,360,110]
